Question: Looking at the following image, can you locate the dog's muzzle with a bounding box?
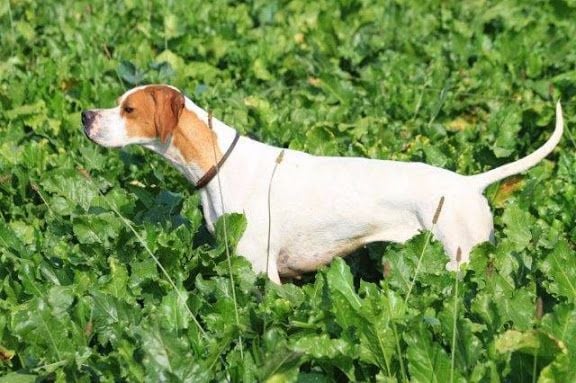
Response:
[81,110,97,137]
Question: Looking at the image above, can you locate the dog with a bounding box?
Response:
[82,84,563,284]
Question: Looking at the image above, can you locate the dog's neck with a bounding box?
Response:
[144,97,257,230]
[143,101,233,175]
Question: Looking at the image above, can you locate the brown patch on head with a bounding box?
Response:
[120,85,224,173]
[121,85,185,143]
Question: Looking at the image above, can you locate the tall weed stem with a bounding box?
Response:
[387,296,408,383]
[404,196,444,304]
[266,150,284,278]
[208,112,244,359]
[450,248,461,383]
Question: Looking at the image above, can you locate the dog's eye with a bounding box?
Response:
[124,106,134,113]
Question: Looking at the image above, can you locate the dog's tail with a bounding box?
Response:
[469,101,564,191]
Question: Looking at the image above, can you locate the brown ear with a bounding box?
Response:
[151,87,185,143]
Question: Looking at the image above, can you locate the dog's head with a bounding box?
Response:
[82,85,185,148]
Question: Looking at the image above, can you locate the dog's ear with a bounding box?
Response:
[151,87,185,143]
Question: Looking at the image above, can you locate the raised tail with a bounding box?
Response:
[469,101,564,191]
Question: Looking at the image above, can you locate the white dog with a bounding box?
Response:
[82,85,563,283]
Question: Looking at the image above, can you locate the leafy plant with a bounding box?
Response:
[1,0,575,381]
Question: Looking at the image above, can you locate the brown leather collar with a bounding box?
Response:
[195,130,240,190]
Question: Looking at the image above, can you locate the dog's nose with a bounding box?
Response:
[81,110,96,128]
[82,110,97,137]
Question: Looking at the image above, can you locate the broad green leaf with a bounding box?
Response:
[138,325,209,382]
[405,323,465,383]
[90,291,141,347]
[502,204,533,251]
[8,221,35,245]
[115,339,145,381]
[155,50,185,72]
[357,282,396,371]
[495,329,566,358]
[290,334,355,379]
[497,288,535,331]
[423,144,449,167]
[118,60,144,85]
[540,303,576,354]
[325,257,362,311]
[318,74,354,105]
[538,353,576,383]
[129,257,158,287]
[252,58,273,81]
[158,289,190,330]
[472,288,534,332]
[10,296,85,365]
[102,257,130,300]
[41,172,98,212]
[72,222,102,244]
[163,14,184,40]
[539,240,576,302]
[304,125,339,156]
[259,348,302,383]
[47,286,74,316]
[0,223,26,254]
[491,106,522,158]
[438,303,484,373]
[213,213,247,249]
[291,334,353,359]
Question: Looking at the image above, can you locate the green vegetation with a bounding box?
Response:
[1,0,576,381]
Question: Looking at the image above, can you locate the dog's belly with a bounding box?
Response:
[275,214,423,277]
[276,236,366,277]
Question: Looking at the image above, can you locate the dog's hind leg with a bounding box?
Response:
[428,194,495,270]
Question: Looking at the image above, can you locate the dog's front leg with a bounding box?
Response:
[236,233,281,284]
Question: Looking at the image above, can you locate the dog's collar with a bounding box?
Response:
[195,131,240,190]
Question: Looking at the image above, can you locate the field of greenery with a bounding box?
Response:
[1,0,576,381]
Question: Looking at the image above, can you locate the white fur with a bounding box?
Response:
[84,108,131,147]
[86,86,564,284]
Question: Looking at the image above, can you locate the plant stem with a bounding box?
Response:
[404,196,444,304]
[404,230,432,304]
[450,269,459,383]
[386,291,407,383]
[532,352,538,383]
[208,112,244,359]
[266,150,284,278]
